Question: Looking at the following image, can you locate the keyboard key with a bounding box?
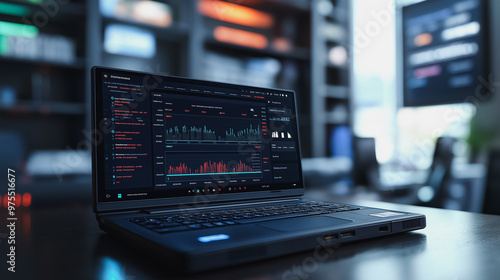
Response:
[130,218,146,223]
[203,223,215,228]
[158,222,182,228]
[188,224,203,230]
[154,226,189,233]
[144,224,163,229]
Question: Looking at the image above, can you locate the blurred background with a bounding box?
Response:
[1,0,499,215]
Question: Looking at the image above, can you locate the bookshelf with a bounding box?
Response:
[0,0,352,161]
[0,0,87,153]
[311,0,351,157]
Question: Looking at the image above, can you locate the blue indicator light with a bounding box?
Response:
[198,234,230,243]
[117,194,122,198]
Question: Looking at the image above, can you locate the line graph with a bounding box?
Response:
[167,160,257,176]
[165,152,262,181]
[166,124,261,142]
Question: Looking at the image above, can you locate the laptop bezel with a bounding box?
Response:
[91,66,305,214]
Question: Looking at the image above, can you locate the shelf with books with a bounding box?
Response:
[324,85,349,99]
[101,17,189,42]
[311,0,352,157]
[1,0,87,17]
[0,101,86,116]
[198,0,311,56]
[0,0,88,155]
[0,56,86,70]
[324,103,349,125]
[247,0,311,12]
[204,37,310,61]
[97,1,188,76]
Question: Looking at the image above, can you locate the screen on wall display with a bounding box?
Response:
[403,0,487,107]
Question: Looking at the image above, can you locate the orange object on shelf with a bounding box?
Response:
[199,0,273,28]
[272,37,292,52]
[214,26,268,49]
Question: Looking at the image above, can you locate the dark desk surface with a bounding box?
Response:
[2,197,500,280]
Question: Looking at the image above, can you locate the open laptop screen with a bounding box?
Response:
[93,67,303,202]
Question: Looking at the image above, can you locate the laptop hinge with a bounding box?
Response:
[142,197,301,215]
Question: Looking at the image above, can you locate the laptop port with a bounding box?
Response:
[340,231,355,238]
[379,225,389,232]
[323,234,338,240]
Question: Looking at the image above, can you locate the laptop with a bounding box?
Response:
[91,66,426,273]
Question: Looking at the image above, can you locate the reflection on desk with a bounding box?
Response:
[2,198,500,280]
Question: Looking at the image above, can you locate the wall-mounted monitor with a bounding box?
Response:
[403,0,488,107]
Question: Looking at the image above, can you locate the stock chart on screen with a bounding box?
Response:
[151,92,271,188]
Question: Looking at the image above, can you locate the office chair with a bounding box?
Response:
[482,150,500,215]
[351,137,379,188]
[418,137,457,208]
[352,136,458,204]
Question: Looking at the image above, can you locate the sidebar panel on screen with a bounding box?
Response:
[268,97,299,184]
[102,74,152,199]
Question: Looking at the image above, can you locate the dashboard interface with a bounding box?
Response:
[403,0,487,106]
[94,69,303,202]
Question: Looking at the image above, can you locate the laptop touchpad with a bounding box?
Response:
[257,216,352,232]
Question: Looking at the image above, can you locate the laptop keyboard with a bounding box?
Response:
[130,201,361,234]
